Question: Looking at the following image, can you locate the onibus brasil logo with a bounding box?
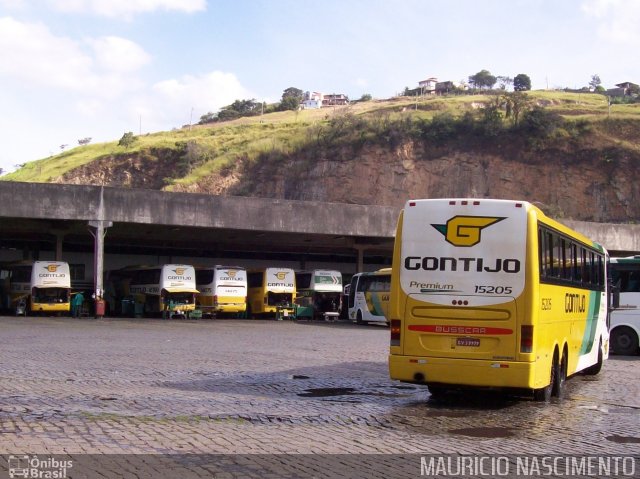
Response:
[431,216,505,247]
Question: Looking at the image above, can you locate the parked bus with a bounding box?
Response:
[5,261,32,311]
[247,267,296,319]
[347,268,391,325]
[294,269,342,320]
[127,264,198,318]
[196,266,247,317]
[389,199,609,401]
[609,256,640,355]
[29,261,71,315]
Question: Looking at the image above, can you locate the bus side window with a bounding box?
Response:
[624,272,640,292]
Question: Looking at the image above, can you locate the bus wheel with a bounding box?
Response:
[584,340,604,375]
[356,311,363,325]
[611,327,639,356]
[553,350,567,398]
[534,354,557,402]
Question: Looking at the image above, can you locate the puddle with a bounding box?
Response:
[298,387,356,398]
[448,426,516,438]
[606,435,640,444]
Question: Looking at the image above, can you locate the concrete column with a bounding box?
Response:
[88,187,112,302]
[54,232,64,261]
[353,245,366,273]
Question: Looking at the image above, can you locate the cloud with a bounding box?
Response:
[137,71,253,128]
[582,0,640,45]
[0,17,92,89]
[46,0,206,18]
[0,17,149,94]
[89,36,151,73]
[0,0,26,9]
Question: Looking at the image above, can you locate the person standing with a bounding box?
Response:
[71,291,85,318]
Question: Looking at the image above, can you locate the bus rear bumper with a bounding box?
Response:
[389,354,534,389]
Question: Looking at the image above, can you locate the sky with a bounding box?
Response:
[0,0,639,174]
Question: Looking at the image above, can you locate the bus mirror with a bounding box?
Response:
[610,284,620,309]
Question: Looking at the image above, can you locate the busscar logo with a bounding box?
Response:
[432,215,505,247]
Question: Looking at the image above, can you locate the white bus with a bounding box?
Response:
[196,266,247,317]
[294,270,342,320]
[127,264,198,318]
[30,261,71,315]
[347,268,391,325]
[247,267,296,319]
[609,256,640,355]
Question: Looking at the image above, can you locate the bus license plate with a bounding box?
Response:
[456,338,480,347]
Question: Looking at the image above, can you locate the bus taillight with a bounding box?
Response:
[213,295,218,306]
[521,325,533,353]
[390,320,401,346]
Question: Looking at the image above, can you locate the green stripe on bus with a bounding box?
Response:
[579,291,600,355]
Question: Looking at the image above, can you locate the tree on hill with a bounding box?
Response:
[469,70,497,90]
[280,87,304,111]
[78,137,92,146]
[497,76,513,90]
[219,99,262,120]
[118,132,136,149]
[502,91,532,126]
[589,74,602,91]
[513,74,532,91]
[199,111,217,124]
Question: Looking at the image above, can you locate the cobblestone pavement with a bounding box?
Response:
[0,316,638,477]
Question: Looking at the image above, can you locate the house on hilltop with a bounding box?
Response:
[605,82,639,98]
[322,94,349,106]
[301,91,323,109]
[418,77,437,95]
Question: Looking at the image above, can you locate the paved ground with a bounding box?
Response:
[0,316,638,478]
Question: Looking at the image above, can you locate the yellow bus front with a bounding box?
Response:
[31,287,71,313]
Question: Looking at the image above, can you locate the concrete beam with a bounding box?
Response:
[1,182,638,254]
[0,182,398,238]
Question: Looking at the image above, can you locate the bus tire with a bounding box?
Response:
[584,339,604,375]
[611,326,639,356]
[356,310,363,325]
[554,349,567,398]
[534,352,557,402]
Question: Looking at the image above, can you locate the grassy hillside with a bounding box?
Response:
[3,90,639,185]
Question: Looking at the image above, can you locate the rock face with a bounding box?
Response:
[219,140,640,223]
[56,135,640,223]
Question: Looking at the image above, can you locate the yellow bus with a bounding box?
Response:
[6,261,73,315]
[127,264,198,318]
[347,268,391,325]
[196,265,247,317]
[389,199,609,401]
[246,267,296,319]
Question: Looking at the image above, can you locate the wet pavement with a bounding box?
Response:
[0,316,638,477]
